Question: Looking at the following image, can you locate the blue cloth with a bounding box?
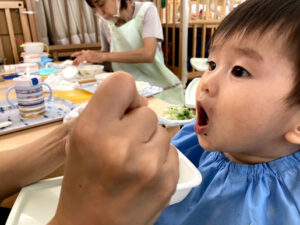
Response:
[156,121,300,225]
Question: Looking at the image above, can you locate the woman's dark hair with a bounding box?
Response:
[210,0,300,106]
[85,0,128,10]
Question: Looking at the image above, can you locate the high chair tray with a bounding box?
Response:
[6,150,202,225]
[0,97,76,136]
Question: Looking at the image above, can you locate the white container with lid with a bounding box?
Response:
[22,42,44,54]
[15,63,39,74]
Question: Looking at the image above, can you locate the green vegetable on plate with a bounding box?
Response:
[163,105,195,120]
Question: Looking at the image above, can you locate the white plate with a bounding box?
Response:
[158,115,195,127]
[190,57,208,71]
[158,105,196,127]
[135,81,150,93]
[6,150,201,225]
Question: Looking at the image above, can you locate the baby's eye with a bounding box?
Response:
[231,66,251,77]
[207,61,216,71]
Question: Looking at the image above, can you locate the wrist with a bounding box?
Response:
[45,122,72,158]
[104,52,110,62]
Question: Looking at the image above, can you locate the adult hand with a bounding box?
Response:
[71,50,108,65]
[49,72,179,225]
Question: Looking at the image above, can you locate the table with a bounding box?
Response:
[0,79,179,208]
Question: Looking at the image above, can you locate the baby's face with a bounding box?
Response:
[194,31,299,163]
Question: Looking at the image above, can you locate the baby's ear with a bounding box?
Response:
[285,124,300,144]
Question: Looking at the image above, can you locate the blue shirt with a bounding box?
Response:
[155,121,300,225]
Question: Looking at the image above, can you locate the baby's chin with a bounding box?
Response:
[196,135,219,152]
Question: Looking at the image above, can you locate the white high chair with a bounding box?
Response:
[185,57,208,108]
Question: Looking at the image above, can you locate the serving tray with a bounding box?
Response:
[0,97,76,135]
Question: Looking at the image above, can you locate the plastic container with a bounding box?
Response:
[0,57,7,72]
[39,67,57,81]
[22,53,42,63]
[15,63,39,74]
[78,65,104,77]
[21,42,49,54]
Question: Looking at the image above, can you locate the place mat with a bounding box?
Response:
[78,82,163,97]
[0,97,76,136]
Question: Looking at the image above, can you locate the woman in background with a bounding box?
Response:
[72,0,184,105]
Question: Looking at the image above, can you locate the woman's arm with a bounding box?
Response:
[71,37,157,65]
[0,121,74,200]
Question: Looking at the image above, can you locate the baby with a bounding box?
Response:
[155,0,300,224]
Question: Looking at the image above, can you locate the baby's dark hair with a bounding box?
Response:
[211,0,300,106]
[85,0,128,10]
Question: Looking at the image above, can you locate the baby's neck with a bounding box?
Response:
[222,141,300,164]
[222,149,300,165]
[222,152,275,164]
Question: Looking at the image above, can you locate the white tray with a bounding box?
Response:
[6,177,62,225]
[6,150,201,225]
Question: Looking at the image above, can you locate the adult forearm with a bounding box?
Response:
[0,123,70,199]
[106,48,155,63]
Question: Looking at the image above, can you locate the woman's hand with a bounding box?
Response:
[71,50,108,65]
[49,72,179,225]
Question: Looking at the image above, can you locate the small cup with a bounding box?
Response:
[6,76,52,118]
[0,57,7,72]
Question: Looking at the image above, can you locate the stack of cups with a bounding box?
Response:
[6,75,52,118]
[20,42,49,67]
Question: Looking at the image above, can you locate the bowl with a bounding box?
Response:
[78,65,104,77]
[22,42,45,54]
[169,149,202,204]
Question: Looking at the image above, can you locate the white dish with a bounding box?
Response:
[95,76,151,94]
[6,150,201,225]
[158,105,196,127]
[135,81,150,92]
[22,42,44,54]
[78,65,104,77]
[158,115,195,127]
[190,57,208,72]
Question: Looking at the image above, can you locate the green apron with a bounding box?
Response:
[108,2,185,104]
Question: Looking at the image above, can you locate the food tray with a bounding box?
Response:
[0,98,76,135]
[6,150,202,225]
[78,82,163,97]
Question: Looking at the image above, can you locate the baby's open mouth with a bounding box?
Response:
[199,107,209,126]
[194,102,209,135]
